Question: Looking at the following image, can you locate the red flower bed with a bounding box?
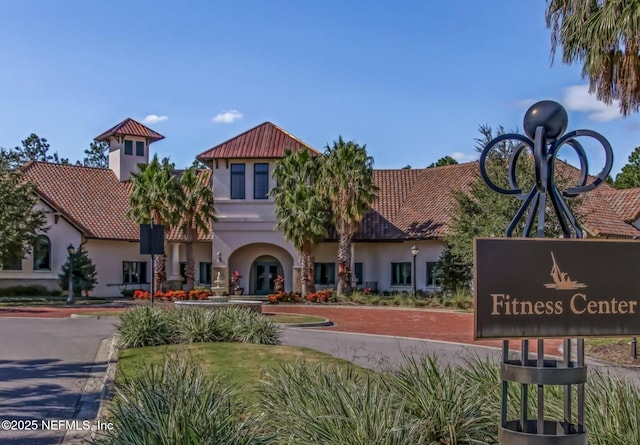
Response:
[133,289,211,301]
[305,289,335,303]
[268,291,301,304]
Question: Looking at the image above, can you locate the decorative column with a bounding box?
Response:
[168,243,181,281]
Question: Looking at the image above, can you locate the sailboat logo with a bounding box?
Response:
[544,252,587,290]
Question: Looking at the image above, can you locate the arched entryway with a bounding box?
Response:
[251,255,283,295]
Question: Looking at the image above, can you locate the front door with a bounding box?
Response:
[253,261,281,295]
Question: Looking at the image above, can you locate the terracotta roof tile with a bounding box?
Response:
[196,122,321,161]
[355,161,639,241]
[22,162,211,242]
[23,162,138,240]
[95,118,165,143]
[602,187,640,223]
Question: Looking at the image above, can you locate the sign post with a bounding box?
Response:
[474,101,634,444]
[140,223,165,306]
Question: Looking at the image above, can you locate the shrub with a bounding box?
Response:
[117,306,280,349]
[258,362,413,444]
[94,358,269,445]
[267,291,300,304]
[120,289,134,298]
[172,307,225,343]
[305,289,335,303]
[116,306,172,349]
[448,288,474,310]
[133,289,211,301]
[214,307,280,345]
[390,356,496,444]
[0,285,50,297]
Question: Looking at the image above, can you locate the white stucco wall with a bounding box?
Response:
[0,201,82,290]
[84,239,151,296]
[212,159,276,203]
[86,240,214,297]
[108,135,149,181]
[312,240,446,292]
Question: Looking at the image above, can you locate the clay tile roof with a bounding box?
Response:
[394,163,477,239]
[355,163,477,241]
[94,118,165,143]
[602,187,640,223]
[356,161,639,241]
[22,162,138,240]
[196,122,321,161]
[22,162,211,242]
[552,162,640,238]
[578,184,640,238]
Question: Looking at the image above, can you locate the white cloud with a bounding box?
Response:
[451,151,477,162]
[143,114,168,124]
[511,98,537,109]
[212,110,243,124]
[563,85,622,122]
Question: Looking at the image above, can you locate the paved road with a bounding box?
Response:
[280,327,640,385]
[0,317,116,445]
[280,326,502,370]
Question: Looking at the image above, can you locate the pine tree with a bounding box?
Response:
[58,247,98,300]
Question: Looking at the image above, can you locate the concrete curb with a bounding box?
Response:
[277,318,334,328]
[62,336,118,444]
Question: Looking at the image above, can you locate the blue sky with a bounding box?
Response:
[1,1,638,176]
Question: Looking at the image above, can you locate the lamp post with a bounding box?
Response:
[410,245,419,297]
[67,243,75,305]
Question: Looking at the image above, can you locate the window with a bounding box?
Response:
[391,262,411,286]
[123,261,147,284]
[2,250,23,271]
[254,163,269,199]
[354,262,363,286]
[314,262,336,285]
[230,164,246,199]
[135,141,145,156]
[179,262,187,284]
[124,140,133,155]
[199,262,212,284]
[33,235,51,270]
[426,262,440,286]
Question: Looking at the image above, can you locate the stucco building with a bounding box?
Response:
[2,118,640,296]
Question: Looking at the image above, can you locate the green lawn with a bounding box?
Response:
[117,342,366,403]
[266,313,327,324]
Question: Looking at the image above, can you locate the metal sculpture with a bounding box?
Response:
[479,100,613,444]
[479,100,613,238]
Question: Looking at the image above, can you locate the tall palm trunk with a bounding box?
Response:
[337,232,353,296]
[184,228,197,291]
[154,254,167,292]
[299,244,317,296]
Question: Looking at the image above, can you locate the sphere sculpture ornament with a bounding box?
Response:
[479,100,613,238]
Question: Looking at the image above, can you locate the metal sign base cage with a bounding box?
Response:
[499,339,586,445]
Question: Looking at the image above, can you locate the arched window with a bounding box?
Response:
[33,235,51,270]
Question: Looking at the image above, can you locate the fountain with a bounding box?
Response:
[209,272,229,302]
[174,271,262,312]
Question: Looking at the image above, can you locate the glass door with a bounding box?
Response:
[253,262,281,294]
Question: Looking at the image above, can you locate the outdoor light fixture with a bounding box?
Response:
[411,245,419,297]
[67,244,75,305]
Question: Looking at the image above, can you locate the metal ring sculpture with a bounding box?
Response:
[479,101,614,238]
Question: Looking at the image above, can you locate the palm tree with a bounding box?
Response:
[547,0,640,116]
[175,166,216,291]
[271,149,329,296]
[128,155,180,290]
[318,137,377,295]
